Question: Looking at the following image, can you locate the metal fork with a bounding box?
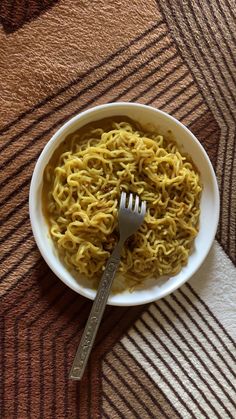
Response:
[69,192,146,380]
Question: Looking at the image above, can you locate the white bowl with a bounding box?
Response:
[29,102,219,306]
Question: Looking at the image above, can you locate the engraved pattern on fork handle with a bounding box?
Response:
[69,254,120,380]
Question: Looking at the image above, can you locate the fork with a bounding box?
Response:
[69,191,146,380]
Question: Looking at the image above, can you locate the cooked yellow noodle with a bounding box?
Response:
[43,119,202,289]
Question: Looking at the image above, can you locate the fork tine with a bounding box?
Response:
[128,193,133,210]
[140,200,146,216]
[134,195,139,212]
[120,191,126,209]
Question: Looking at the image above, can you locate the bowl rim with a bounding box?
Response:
[29,101,220,306]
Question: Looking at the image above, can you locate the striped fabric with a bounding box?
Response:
[0,1,235,418]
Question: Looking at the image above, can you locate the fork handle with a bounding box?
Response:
[69,248,121,380]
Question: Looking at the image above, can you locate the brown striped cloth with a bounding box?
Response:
[0,1,236,418]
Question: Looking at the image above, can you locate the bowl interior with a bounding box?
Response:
[29,103,219,306]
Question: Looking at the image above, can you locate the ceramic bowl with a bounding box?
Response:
[29,102,219,306]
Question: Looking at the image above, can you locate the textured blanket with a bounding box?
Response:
[0,1,235,418]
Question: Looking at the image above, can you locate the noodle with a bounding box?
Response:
[43,119,202,290]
